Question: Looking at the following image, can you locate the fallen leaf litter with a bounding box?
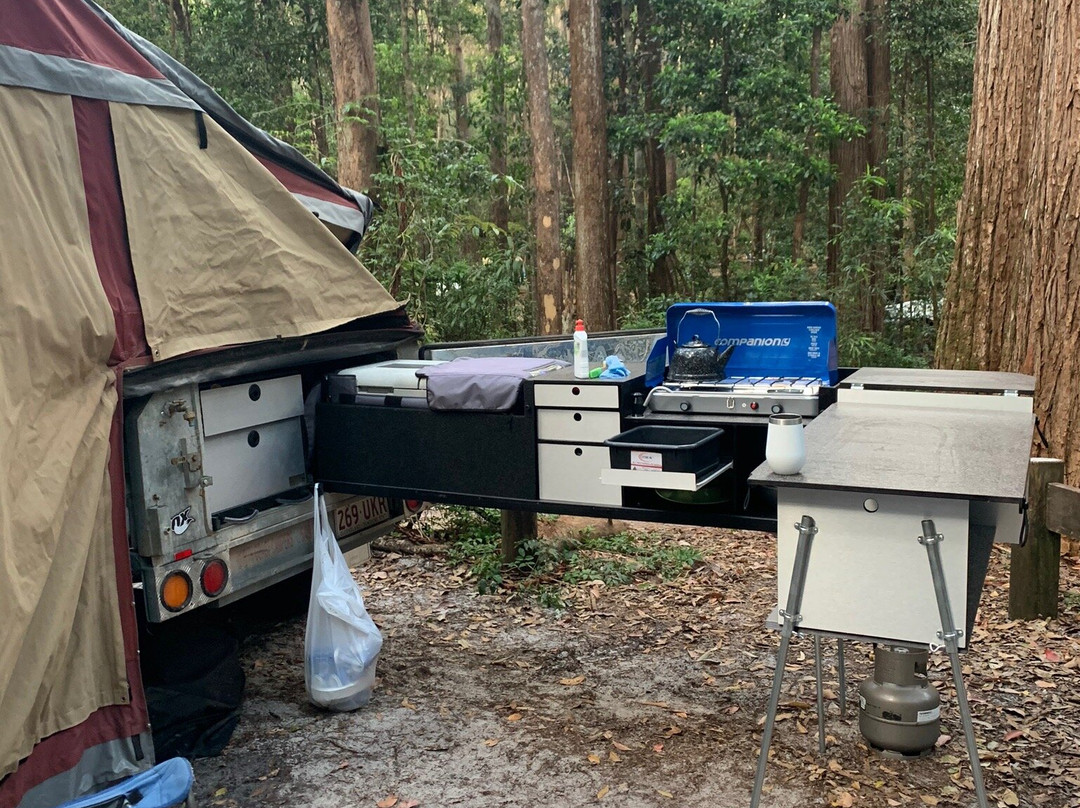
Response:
[194,516,1080,807]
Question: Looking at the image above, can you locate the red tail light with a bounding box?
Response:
[200,558,229,597]
[404,499,424,513]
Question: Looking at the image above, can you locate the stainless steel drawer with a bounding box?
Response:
[533,382,619,410]
[537,409,621,444]
[202,417,306,513]
[538,443,621,506]
[201,375,304,437]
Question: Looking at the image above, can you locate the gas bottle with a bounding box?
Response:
[859,645,940,758]
[573,319,590,378]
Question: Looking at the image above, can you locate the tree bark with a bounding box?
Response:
[521,0,564,335]
[863,0,890,332]
[302,1,330,162]
[570,0,616,330]
[486,0,509,237]
[449,20,470,142]
[936,1,1046,371]
[500,510,537,565]
[827,3,869,288]
[638,0,676,296]
[936,0,1080,483]
[326,0,379,191]
[793,25,821,262]
[1006,0,1080,481]
[401,0,416,136]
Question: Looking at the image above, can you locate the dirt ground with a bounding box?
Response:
[194,519,1080,808]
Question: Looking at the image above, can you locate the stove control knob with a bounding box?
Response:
[771,404,783,414]
[679,401,692,412]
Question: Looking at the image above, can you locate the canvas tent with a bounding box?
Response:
[0,1,404,805]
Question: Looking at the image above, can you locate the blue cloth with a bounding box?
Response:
[599,355,630,379]
[57,758,194,808]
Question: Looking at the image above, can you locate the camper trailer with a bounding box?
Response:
[0,1,417,804]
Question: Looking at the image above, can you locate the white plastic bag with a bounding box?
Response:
[304,485,382,711]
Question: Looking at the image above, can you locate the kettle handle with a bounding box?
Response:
[675,308,721,345]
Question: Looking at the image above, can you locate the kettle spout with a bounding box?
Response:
[715,343,735,375]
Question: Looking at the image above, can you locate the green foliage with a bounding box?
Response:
[432,509,701,606]
[103,0,978,367]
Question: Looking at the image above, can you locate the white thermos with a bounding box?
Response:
[765,413,806,475]
[573,319,590,378]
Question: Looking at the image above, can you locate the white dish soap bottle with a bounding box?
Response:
[573,319,590,378]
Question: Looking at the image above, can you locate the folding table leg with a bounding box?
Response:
[750,514,818,808]
[918,520,990,808]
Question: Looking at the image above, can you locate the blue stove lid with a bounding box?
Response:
[646,301,838,387]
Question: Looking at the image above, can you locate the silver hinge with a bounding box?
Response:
[850,383,864,390]
[1003,389,1019,397]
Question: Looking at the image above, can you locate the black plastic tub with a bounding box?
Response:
[605,425,724,474]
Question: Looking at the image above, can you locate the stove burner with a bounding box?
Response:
[644,376,824,418]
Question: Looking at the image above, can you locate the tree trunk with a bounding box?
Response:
[638,0,676,296]
[719,184,732,299]
[793,25,821,262]
[936,0,1080,483]
[1006,0,1080,481]
[936,0,1046,371]
[924,55,936,230]
[326,0,379,191]
[401,0,416,136]
[449,20,470,142]
[521,0,564,335]
[486,0,509,237]
[570,0,615,330]
[827,3,869,289]
[863,0,889,332]
[303,2,330,162]
[167,0,191,51]
[500,510,537,565]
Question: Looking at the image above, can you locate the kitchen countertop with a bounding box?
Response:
[533,363,646,384]
[840,367,1035,394]
[748,402,1034,502]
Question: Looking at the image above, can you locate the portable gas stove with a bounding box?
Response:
[642,302,839,420]
[645,375,824,417]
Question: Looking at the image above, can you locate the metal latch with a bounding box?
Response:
[170,438,209,489]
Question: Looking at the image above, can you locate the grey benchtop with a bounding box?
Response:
[534,363,646,384]
[748,402,1034,502]
[841,367,1035,395]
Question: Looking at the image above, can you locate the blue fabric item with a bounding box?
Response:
[599,355,630,379]
[57,758,194,808]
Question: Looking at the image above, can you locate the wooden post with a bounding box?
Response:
[1009,458,1064,619]
[500,509,537,565]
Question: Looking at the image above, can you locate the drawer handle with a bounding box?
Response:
[247,430,261,448]
[574,447,583,457]
[571,386,580,395]
[248,383,262,402]
[573,412,582,422]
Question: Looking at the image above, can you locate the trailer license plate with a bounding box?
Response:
[332,497,391,538]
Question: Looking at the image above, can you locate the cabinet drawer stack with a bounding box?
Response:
[534,382,622,506]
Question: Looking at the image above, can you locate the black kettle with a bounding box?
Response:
[667,337,735,383]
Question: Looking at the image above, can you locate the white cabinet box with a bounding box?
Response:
[200,375,307,514]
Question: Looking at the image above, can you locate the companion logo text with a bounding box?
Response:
[716,337,792,347]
